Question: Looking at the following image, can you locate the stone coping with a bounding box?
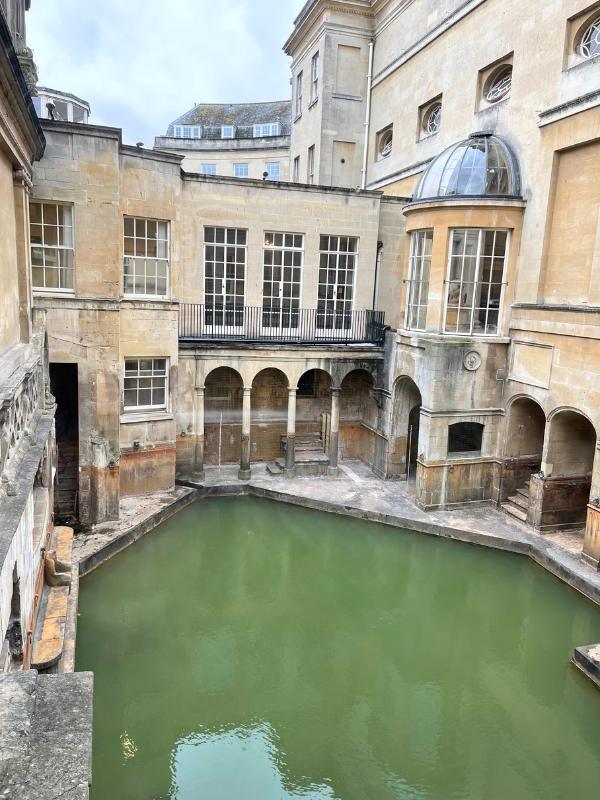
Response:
[76,468,600,606]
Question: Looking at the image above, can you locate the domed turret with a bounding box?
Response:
[412,133,520,202]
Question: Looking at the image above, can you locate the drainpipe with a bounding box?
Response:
[360,38,375,191]
[373,240,383,309]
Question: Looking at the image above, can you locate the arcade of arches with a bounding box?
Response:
[176,354,600,567]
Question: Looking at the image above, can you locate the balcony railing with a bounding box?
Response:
[179,305,387,345]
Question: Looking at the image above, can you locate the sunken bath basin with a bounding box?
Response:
[76,497,600,799]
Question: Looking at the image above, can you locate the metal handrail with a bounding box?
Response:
[179,305,386,345]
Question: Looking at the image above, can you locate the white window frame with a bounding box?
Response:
[222,125,235,139]
[404,230,433,332]
[234,163,249,178]
[265,161,280,181]
[253,122,280,137]
[192,126,201,138]
[174,126,182,137]
[295,72,303,118]
[203,226,248,329]
[30,201,75,294]
[443,228,510,337]
[317,234,359,332]
[123,358,169,413]
[182,126,192,138]
[201,164,217,175]
[262,232,304,330]
[310,51,320,104]
[307,145,315,184]
[123,216,170,300]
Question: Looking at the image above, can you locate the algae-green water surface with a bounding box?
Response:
[76,497,600,800]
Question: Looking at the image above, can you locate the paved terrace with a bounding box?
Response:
[75,460,600,605]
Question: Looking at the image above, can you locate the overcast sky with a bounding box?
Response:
[28,0,305,145]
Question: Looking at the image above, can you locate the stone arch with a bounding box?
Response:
[546,408,596,478]
[250,368,290,463]
[500,395,547,504]
[339,369,379,468]
[295,368,332,442]
[336,361,379,388]
[527,408,598,532]
[204,367,244,466]
[389,376,422,479]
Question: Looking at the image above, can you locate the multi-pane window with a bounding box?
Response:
[204,227,247,327]
[444,228,508,335]
[222,126,234,139]
[265,161,280,181]
[307,145,315,184]
[262,232,303,328]
[123,358,168,412]
[293,156,300,182]
[317,235,358,329]
[405,230,432,331]
[201,164,217,175]
[234,163,249,178]
[295,72,303,117]
[254,123,279,137]
[30,202,74,292]
[311,52,320,103]
[123,217,169,298]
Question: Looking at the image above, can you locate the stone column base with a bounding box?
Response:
[238,468,251,481]
[327,466,339,477]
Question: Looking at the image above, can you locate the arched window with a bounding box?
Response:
[484,65,513,103]
[448,422,484,455]
[578,16,600,59]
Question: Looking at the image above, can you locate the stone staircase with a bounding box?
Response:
[55,441,78,522]
[502,483,530,523]
[267,432,329,477]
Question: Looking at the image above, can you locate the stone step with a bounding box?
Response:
[266,461,284,476]
[31,585,69,671]
[508,493,529,510]
[516,487,530,500]
[501,502,528,522]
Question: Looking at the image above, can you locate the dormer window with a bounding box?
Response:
[222,126,235,139]
[254,123,280,137]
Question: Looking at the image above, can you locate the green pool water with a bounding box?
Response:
[76,497,600,800]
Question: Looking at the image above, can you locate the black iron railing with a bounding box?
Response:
[179,305,387,345]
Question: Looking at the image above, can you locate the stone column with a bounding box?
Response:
[239,387,252,480]
[285,389,297,477]
[328,387,340,476]
[193,385,205,482]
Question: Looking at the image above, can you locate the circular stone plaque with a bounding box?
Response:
[463,351,482,371]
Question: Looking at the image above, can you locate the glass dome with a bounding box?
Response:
[412,133,520,202]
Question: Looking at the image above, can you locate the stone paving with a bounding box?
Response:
[76,459,600,604]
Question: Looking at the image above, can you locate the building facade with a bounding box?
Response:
[2,0,600,676]
[155,100,292,181]
[0,0,57,671]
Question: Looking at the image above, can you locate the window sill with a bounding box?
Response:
[120,411,172,424]
[294,113,303,123]
[122,294,170,302]
[308,98,319,109]
[417,131,439,143]
[32,289,75,297]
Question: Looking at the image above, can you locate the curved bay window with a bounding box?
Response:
[444,229,508,335]
[405,230,432,331]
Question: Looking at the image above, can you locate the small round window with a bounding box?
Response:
[485,65,512,103]
[578,16,600,59]
[379,128,393,158]
[423,103,441,136]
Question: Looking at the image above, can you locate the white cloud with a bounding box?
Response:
[27,0,304,145]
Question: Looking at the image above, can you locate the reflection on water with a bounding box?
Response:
[76,497,600,800]
[170,721,337,799]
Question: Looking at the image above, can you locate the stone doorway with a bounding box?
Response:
[50,363,79,522]
[388,377,422,480]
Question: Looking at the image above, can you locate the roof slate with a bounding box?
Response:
[167,100,291,135]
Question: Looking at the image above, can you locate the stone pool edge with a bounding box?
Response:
[77,481,600,608]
